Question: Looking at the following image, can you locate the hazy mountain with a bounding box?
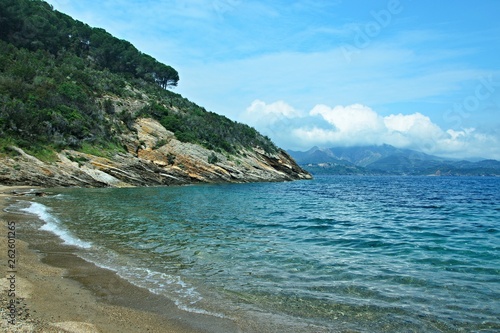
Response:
[288,145,500,176]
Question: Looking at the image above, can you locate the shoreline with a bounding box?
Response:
[0,185,236,333]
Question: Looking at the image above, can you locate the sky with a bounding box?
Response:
[45,0,500,160]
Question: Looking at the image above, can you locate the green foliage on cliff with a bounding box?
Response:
[0,0,178,87]
[0,0,277,156]
[138,102,274,154]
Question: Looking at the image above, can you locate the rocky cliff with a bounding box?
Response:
[0,0,311,187]
[0,118,311,187]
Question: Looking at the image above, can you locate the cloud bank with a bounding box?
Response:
[240,100,500,160]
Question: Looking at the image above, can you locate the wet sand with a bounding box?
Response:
[0,185,237,333]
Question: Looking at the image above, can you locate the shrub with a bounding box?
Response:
[208,152,219,164]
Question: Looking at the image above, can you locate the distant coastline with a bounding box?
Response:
[289,145,500,176]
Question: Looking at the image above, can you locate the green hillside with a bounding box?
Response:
[0,0,277,160]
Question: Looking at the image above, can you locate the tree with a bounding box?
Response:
[155,64,179,89]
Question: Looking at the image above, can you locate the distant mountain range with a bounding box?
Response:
[288,145,500,176]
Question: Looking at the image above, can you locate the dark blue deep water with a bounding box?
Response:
[12,176,500,332]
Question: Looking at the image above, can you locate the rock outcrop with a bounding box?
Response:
[0,118,311,187]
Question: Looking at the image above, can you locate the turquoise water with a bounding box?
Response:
[11,176,500,332]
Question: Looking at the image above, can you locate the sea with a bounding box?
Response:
[7,176,500,332]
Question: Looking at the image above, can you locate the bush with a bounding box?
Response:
[208,152,219,164]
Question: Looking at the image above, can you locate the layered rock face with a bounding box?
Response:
[0,118,311,187]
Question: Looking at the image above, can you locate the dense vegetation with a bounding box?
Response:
[0,0,178,88]
[0,0,277,157]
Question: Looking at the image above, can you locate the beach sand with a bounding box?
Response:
[0,186,236,333]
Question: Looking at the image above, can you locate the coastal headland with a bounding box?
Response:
[0,2,310,331]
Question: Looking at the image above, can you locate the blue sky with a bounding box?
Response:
[46,0,500,159]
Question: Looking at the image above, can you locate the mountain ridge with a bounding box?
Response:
[288,145,500,176]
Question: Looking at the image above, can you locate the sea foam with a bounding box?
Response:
[21,202,92,249]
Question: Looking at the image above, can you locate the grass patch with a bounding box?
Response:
[25,147,59,163]
[0,138,19,158]
[67,154,89,164]
[0,139,58,163]
[153,138,168,149]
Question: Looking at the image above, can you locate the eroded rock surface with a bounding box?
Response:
[0,118,311,187]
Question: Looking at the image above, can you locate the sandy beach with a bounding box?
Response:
[0,185,235,333]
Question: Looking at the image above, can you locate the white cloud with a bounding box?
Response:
[239,100,309,148]
[242,99,301,125]
[310,104,385,133]
[385,113,435,133]
[300,104,451,152]
[382,112,445,149]
[240,100,500,160]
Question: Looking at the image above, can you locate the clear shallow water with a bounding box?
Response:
[10,176,500,332]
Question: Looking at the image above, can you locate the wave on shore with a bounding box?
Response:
[7,199,226,319]
[11,201,92,249]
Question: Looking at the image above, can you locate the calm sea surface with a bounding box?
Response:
[10,176,500,332]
